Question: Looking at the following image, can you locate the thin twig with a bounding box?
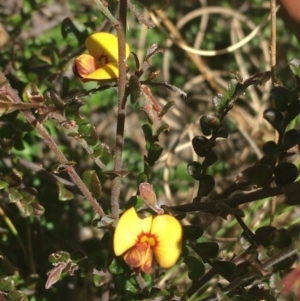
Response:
[94,0,119,26]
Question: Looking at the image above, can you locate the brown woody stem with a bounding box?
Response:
[110,0,128,219]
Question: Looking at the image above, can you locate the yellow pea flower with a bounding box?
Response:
[72,32,130,82]
[113,207,182,273]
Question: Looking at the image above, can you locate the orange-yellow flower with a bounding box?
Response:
[113,207,182,273]
[72,32,130,82]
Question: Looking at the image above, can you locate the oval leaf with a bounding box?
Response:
[187,161,202,180]
[184,256,205,280]
[192,136,211,157]
[82,170,102,199]
[270,86,291,112]
[192,242,219,260]
[202,149,218,169]
[289,58,300,77]
[56,182,74,201]
[182,225,204,240]
[263,108,284,133]
[236,164,272,190]
[274,162,298,186]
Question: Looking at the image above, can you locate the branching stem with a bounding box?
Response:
[170,184,285,213]
[0,72,105,218]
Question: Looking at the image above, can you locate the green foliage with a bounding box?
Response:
[1,0,300,301]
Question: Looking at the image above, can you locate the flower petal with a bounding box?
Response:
[81,62,119,81]
[85,32,130,63]
[72,54,99,78]
[124,243,153,273]
[113,207,152,256]
[150,215,182,268]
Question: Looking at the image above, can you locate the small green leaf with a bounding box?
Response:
[78,123,98,146]
[92,215,115,229]
[82,170,102,199]
[200,114,221,136]
[289,58,300,77]
[184,256,205,280]
[182,225,204,240]
[156,123,170,138]
[158,100,175,118]
[20,188,37,203]
[61,17,86,44]
[216,127,229,138]
[263,108,284,133]
[137,172,148,186]
[61,76,70,98]
[187,161,202,180]
[192,242,219,260]
[48,251,70,264]
[126,195,144,210]
[269,228,292,248]
[109,259,124,275]
[281,129,300,151]
[197,174,215,199]
[192,136,211,157]
[30,201,45,217]
[22,83,44,103]
[65,102,84,124]
[0,180,8,189]
[124,277,137,293]
[0,276,15,292]
[8,290,28,301]
[8,187,23,203]
[213,260,236,280]
[56,182,74,201]
[4,171,22,187]
[147,143,163,166]
[270,86,291,112]
[284,101,300,125]
[142,124,153,150]
[283,182,300,205]
[212,92,231,114]
[93,270,111,287]
[44,90,65,110]
[274,162,298,186]
[92,143,112,164]
[202,149,218,169]
[149,287,170,298]
[228,77,239,97]
[255,226,277,247]
[262,141,277,159]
